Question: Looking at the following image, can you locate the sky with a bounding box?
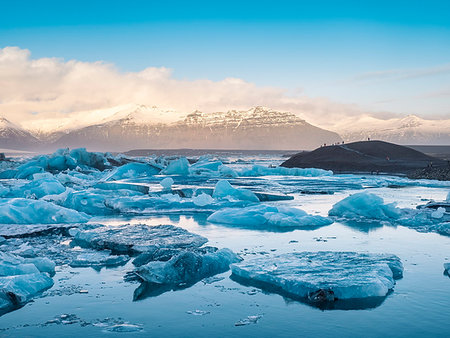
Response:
[0,0,449,130]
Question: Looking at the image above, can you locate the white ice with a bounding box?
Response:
[212,180,259,202]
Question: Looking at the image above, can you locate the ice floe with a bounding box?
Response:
[0,252,54,313]
[70,224,208,255]
[0,198,89,224]
[134,248,239,285]
[207,204,332,230]
[231,251,403,306]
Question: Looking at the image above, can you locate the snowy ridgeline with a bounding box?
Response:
[0,148,449,315]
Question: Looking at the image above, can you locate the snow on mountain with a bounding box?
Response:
[334,115,450,145]
[0,116,40,150]
[50,106,342,151]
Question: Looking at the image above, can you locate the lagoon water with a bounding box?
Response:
[0,151,449,337]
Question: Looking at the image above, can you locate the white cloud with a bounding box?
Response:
[0,46,376,130]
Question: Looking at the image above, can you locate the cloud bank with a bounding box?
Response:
[0,46,375,130]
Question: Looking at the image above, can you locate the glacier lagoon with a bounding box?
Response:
[0,149,448,337]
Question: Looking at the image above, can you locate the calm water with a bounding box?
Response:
[0,152,449,337]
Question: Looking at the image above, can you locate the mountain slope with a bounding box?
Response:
[335,115,450,145]
[51,106,342,151]
[0,117,40,150]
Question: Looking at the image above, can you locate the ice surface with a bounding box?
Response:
[70,224,208,255]
[207,204,332,229]
[0,198,89,224]
[70,251,129,268]
[231,252,403,302]
[444,263,450,275]
[193,193,214,206]
[104,162,160,181]
[0,252,54,313]
[329,192,450,236]
[0,273,54,312]
[212,180,259,202]
[1,173,65,199]
[160,177,174,190]
[162,157,190,175]
[329,192,402,220]
[134,248,239,285]
[239,165,333,177]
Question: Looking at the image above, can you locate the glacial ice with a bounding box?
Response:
[444,263,450,275]
[193,193,214,206]
[0,173,65,199]
[162,157,190,175]
[207,204,332,229]
[70,224,208,255]
[328,192,402,220]
[160,177,174,190]
[0,273,54,312]
[212,180,259,202]
[70,251,130,268]
[0,252,54,313]
[231,251,403,302]
[239,165,333,177]
[104,162,160,181]
[329,192,450,236]
[134,248,239,285]
[0,198,89,224]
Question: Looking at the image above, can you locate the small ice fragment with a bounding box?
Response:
[431,207,445,219]
[160,177,174,190]
[79,290,89,294]
[105,324,143,333]
[235,315,263,326]
[186,310,210,316]
[193,193,214,206]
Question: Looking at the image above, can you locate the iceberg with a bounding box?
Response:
[104,162,160,181]
[239,165,333,177]
[160,177,174,190]
[207,204,332,229]
[162,157,190,175]
[134,248,239,285]
[231,251,403,304]
[0,198,89,224]
[0,252,54,313]
[444,263,450,276]
[70,224,208,255]
[0,273,54,313]
[2,173,66,199]
[212,180,259,202]
[329,192,402,220]
[193,193,214,206]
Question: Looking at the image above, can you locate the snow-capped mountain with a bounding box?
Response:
[0,117,40,150]
[335,115,450,145]
[49,106,342,151]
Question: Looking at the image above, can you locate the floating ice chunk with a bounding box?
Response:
[94,182,149,194]
[190,160,223,172]
[162,157,190,175]
[15,166,44,180]
[219,165,239,178]
[444,263,450,275]
[193,193,214,206]
[212,180,259,202]
[134,248,239,285]
[239,165,333,177]
[207,204,332,229]
[0,273,54,312]
[0,252,55,276]
[0,198,89,224]
[70,251,129,268]
[231,252,403,302]
[160,177,174,190]
[329,192,402,220]
[431,207,445,219]
[104,162,160,181]
[447,192,450,202]
[235,315,263,326]
[70,224,208,255]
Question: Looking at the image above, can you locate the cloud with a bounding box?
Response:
[350,64,450,83]
[0,46,374,130]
